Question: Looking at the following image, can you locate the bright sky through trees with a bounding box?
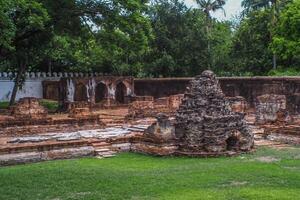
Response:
[185,0,243,20]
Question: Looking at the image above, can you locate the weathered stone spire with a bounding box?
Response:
[175,70,253,155]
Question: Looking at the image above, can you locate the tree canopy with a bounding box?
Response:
[0,0,299,79]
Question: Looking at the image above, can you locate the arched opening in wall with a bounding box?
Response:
[226,135,240,151]
[95,83,108,103]
[74,83,88,101]
[115,82,127,104]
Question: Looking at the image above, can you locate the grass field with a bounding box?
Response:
[0,147,300,200]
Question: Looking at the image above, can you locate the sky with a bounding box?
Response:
[184,0,243,21]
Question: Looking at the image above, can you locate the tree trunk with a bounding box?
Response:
[273,54,277,70]
[9,62,26,106]
[271,1,278,70]
[48,58,52,73]
[206,20,211,70]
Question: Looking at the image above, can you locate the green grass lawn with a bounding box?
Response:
[0,147,300,200]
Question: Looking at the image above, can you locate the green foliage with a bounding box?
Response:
[271,0,300,67]
[0,102,9,109]
[0,0,51,67]
[1,147,300,199]
[0,1,16,53]
[143,0,232,77]
[210,21,233,74]
[0,100,58,111]
[0,0,299,77]
[39,99,58,112]
[230,10,273,75]
[268,67,300,76]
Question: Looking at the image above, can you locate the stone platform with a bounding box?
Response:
[0,125,148,166]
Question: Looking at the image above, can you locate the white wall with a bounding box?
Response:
[0,79,44,101]
[0,72,134,102]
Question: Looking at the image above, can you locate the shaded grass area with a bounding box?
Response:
[0,147,300,200]
[0,100,58,112]
[0,101,9,109]
[39,99,59,113]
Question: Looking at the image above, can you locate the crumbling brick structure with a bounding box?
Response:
[255,94,288,124]
[175,71,254,156]
[133,71,254,157]
[11,97,48,119]
[59,76,134,108]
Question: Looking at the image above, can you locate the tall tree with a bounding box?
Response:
[241,0,291,69]
[38,0,152,76]
[194,0,226,68]
[0,0,50,105]
[230,10,273,75]
[144,0,208,77]
[271,0,300,68]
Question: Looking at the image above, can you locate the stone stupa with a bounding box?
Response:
[175,70,254,156]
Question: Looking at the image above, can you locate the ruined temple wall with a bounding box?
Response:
[0,73,135,103]
[134,78,190,98]
[60,76,135,103]
[2,72,300,114]
[0,73,60,101]
[134,77,300,113]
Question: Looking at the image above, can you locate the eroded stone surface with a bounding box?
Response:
[175,70,254,155]
[255,94,288,124]
[226,96,248,113]
[144,113,175,142]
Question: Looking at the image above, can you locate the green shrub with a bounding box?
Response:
[0,101,9,109]
[39,99,59,113]
[268,68,300,76]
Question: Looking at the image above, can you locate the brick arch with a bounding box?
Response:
[115,81,127,104]
[74,83,88,101]
[95,82,108,103]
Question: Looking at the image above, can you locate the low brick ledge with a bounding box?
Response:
[0,140,91,155]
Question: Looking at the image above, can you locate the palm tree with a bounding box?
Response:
[195,0,226,19]
[241,0,271,15]
[194,0,226,69]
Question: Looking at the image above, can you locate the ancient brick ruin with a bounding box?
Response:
[175,71,253,155]
[11,97,48,119]
[1,71,300,165]
[59,76,134,108]
[0,98,105,136]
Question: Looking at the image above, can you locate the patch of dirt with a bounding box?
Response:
[67,192,92,199]
[294,154,300,159]
[229,181,248,186]
[221,181,248,188]
[283,166,300,170]
[254,156,280,163]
